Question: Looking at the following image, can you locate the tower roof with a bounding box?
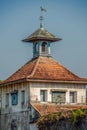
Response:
[23,27,61,43]
[1,56,87,85]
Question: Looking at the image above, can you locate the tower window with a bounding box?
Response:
[35,42,38,53]
[42,42,47,52]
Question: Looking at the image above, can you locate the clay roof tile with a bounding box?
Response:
[1,56,87,85]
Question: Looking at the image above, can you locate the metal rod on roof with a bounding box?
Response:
[40,6,46,28]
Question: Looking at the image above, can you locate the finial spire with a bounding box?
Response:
[40,15,43,28]
[40,6,46,28]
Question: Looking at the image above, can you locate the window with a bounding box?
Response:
[42,42,47,52]
[52,91,66,103]
[40,90,47,102]
[35,43,38,53]
[5,93,9,107]
[11,91,18,105]
[70,92,77,103]
[21,90,25,105]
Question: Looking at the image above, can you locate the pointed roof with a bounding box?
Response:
[23,27,61,42]
[1,56,87,85]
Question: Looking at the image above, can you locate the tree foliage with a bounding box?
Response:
[37,109,86,130]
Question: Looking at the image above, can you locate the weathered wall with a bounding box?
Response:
[1,81,86,130]
[30,82,86,104]
[0,87,1,130]
[0,86,1,108]
[1,81,86,114]
[0,114,1,130]
[1,82,30,113]
[0,111,38,130]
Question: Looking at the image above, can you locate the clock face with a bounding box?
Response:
[11,92,18,105]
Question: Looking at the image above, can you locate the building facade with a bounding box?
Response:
[0,10,87,130]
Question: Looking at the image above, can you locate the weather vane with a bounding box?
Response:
[40,6,46,28]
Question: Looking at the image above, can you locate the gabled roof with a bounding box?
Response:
[23,27,61,42]
[1,56,87,85]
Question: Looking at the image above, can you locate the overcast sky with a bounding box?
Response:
[0,0,87,80]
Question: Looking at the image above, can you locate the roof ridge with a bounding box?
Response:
[27,57,40,78]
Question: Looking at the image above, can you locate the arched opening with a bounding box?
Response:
[42,42,47,52]
[35,42,38,53]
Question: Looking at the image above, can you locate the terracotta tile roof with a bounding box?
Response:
[30,57,81,81]
[31,103,87,116]
[31,103,59,115]
[22,27,61,42]
[3,58,37,83]
[1,56,87,84]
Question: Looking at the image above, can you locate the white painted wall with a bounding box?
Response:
[0,81,86,130]
[30,82,86,104]
[1,81,86,113]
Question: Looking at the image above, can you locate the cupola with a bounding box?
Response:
[22,7,62,58]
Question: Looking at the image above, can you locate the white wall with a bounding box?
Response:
[0,81,86,130]
[30,82,86,104]
[1,81,86,113]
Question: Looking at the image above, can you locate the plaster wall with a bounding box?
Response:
[0,111,38,130]
[1,82,30,113]
[0,81,86,130]
[30,82,86,104]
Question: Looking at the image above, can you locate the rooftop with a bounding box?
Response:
[1,56,87,85]
[31,103,87,116]
[23,27,61,42]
